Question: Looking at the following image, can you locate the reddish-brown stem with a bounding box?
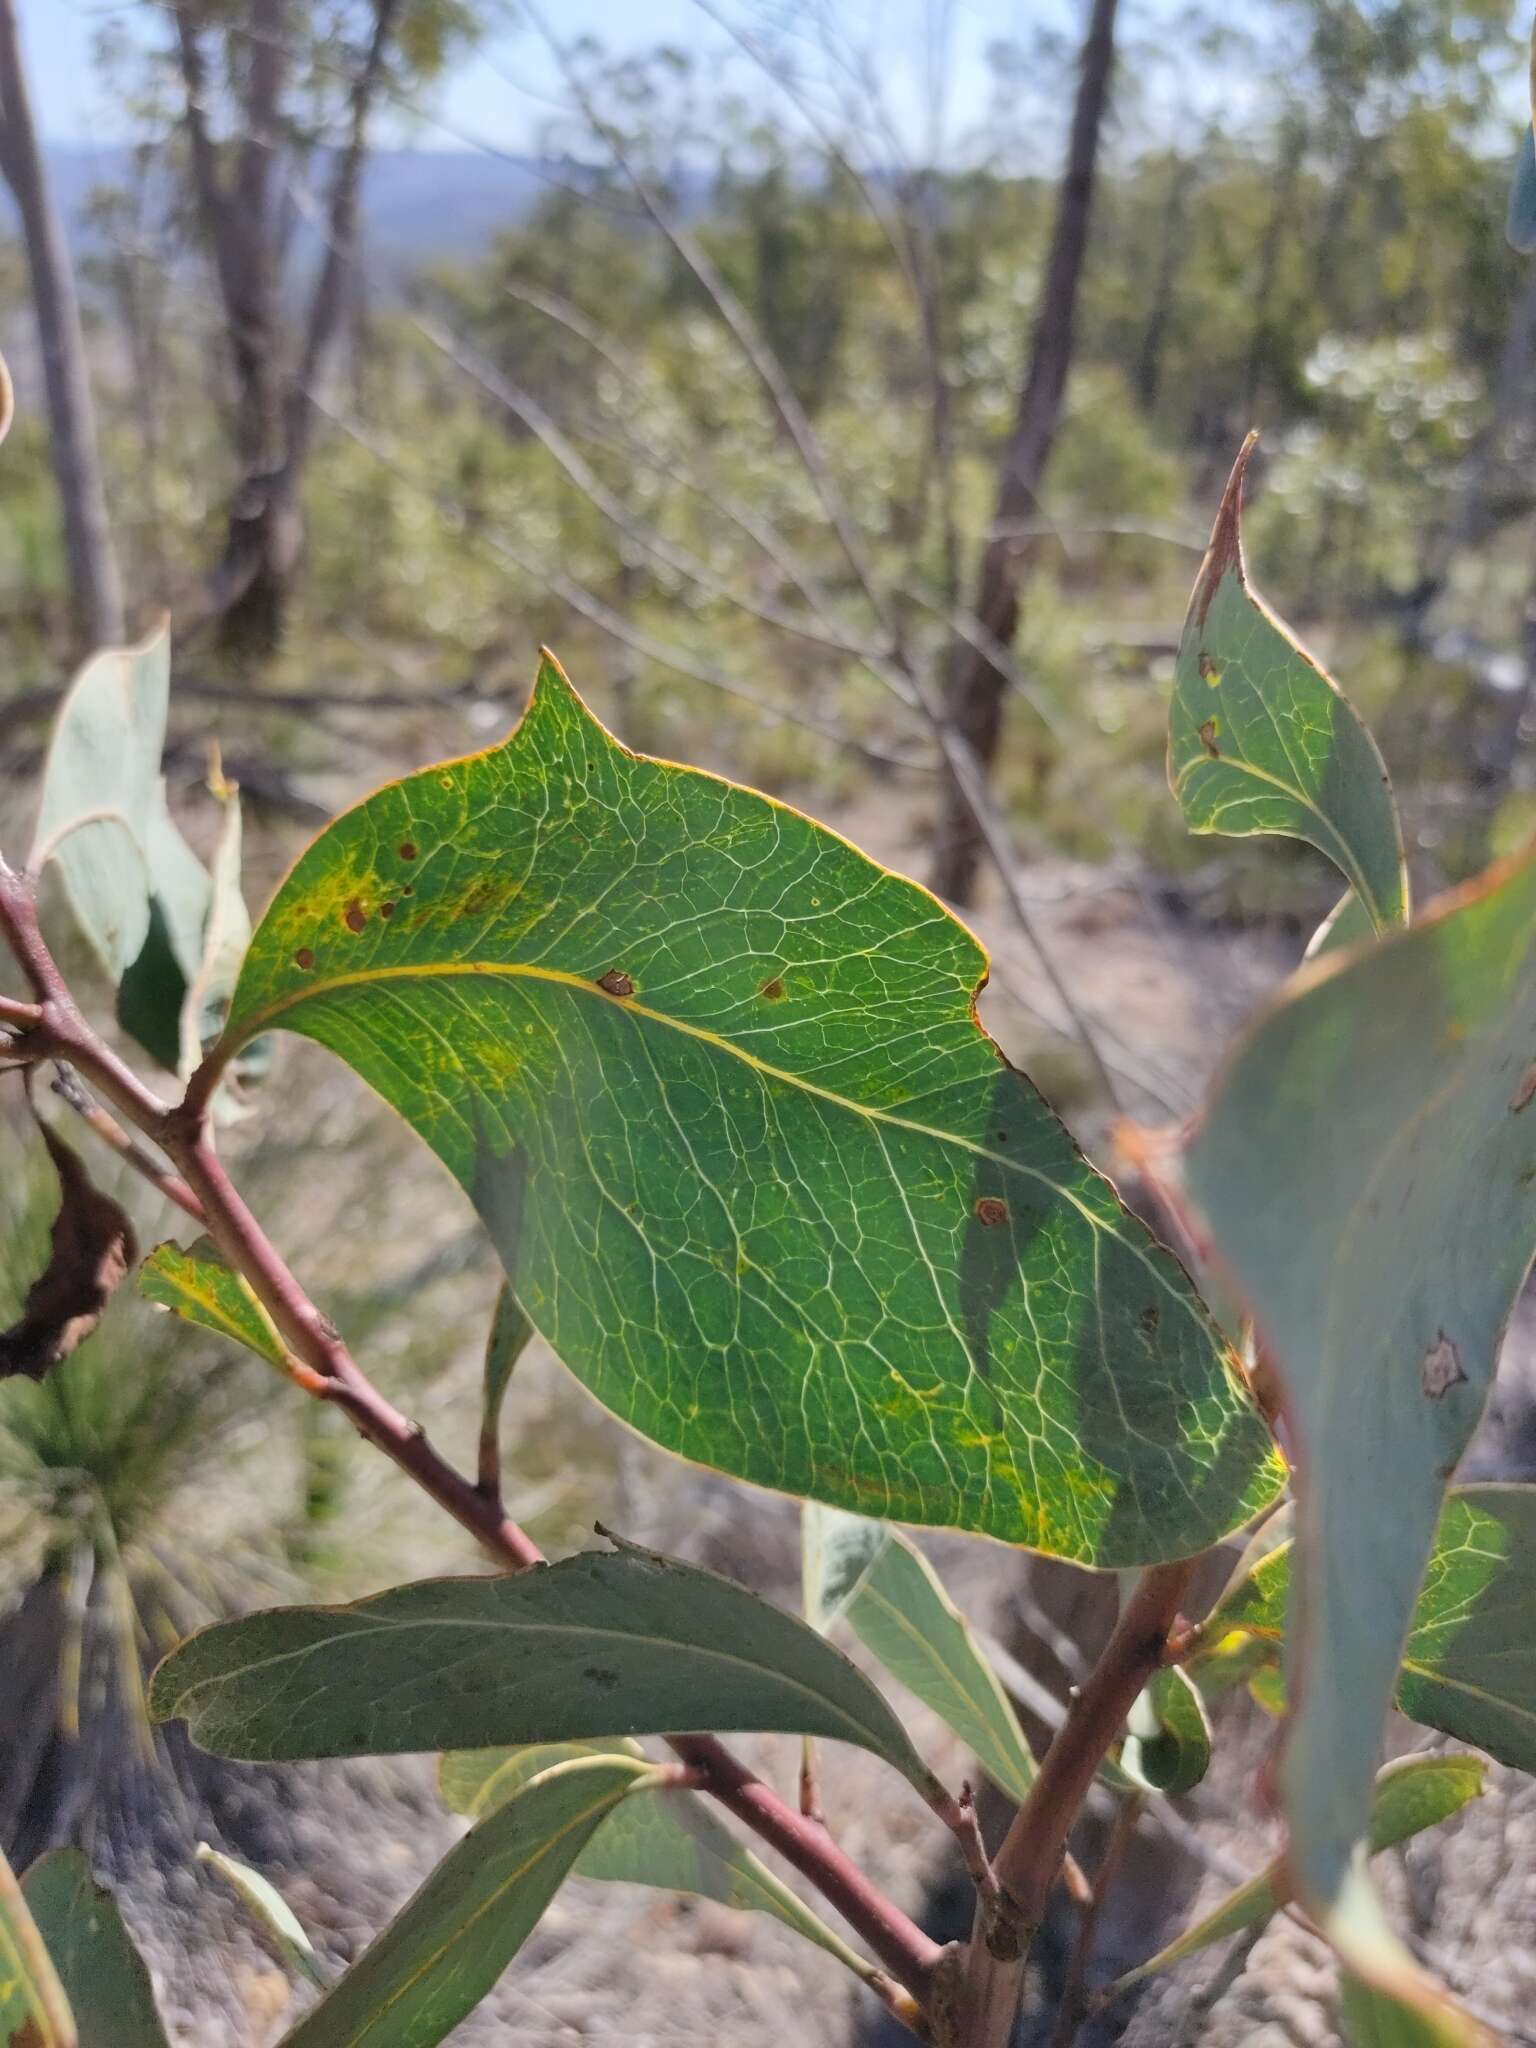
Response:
[0,856,942,2025]
[48,1068,205,1221]
[950,1559,1195,2046]
[0,992,41,1029]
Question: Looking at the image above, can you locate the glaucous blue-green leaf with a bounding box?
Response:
[32,623,172,984]
[140,1236,288,1371]
[149,1540,943,1799]
[212,654,1280,1568]
[1120,1664,1210,1798]
[116,791,211,1072]
[479,1284,532,1492]
[179,777,252,1079]
[195,1845,327,1989]
[439,1739,877,1980]
[1183,851,1536,2009]
[1104,1753,1486,2002]
[1339,1969,1496,2048]
[801,1501,891,1635]
[803,1504,1035,1799]
[277,1754,655,2048]
[1208,1485,1536,1774]
[0,1844,75,2048]
[1169,440,1407,934]
[21,1851,169,2046]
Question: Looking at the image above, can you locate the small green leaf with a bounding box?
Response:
[0,1844,76,2048]
[1170,440,1407,933]
[195,1845,327,1989]
[216,655,1282,1569]
[1208,1485,1536,1775]
[479,1285,532,1489]
[1106,1754,1485,2000]
[1120,1665,1211,1798]
[140,1237,288,1372]
[1184,851,1536,1990]
[21,1850,169,2046]
[277,1754,654,2048]
[439,1740,878,1980]
[149,1541,942,1799]
[806,1506,1035,1800]
[801,1501,889,1634]
[32,622,172,983]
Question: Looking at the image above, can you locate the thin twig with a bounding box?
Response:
[49,1065,205,1222]
[1049,1792,1144,2048]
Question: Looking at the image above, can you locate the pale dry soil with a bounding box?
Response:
[13,797,1536,2048]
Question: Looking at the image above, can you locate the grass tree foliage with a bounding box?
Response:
[2,392,1536,2048]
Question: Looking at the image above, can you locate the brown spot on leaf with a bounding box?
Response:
[0,1124,137,1382]
[294,947,315,971]
[1511,1062,1536,1113]
[583,1665,620,1689]
[1199,718,1221,758]
[1421,1331,1468,1401]
[11,2021,45,2048]
[398,841,418,861]
[1191,433,1256,628]
[380,900,396,919]
[1198,652,1221,683]
[974,1196,1009,1228]
[344,900,367,934]
[598,970,635,999]
[760,976,785,1001]
[402,884,414,897]
[1138,1303,1161,1339]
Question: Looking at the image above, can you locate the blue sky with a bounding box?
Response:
[17,0,1064,155]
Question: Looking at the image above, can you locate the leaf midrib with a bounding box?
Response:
[229,957,1218,1343]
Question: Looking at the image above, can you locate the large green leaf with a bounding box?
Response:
[803,1504,1035,1800]
[32,624,172,983]
[276,1753,654,2047]
[140,1237,288,1371]
[0,1844,75,2048]
[211,654,1280,1568]
[20,1851,168,2047]
[1105,1754,1486,2001]
[149,1541,942,1798]
[1209,1486,1536,1774]
[1183,850,1536,2007]
[1169,439,1407,934]
[439,1739,878,1979]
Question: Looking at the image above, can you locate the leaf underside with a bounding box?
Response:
[1184,850,1536,2016]
[1169,439,1407,934]
[220,655,1280,1568]
[21,1851,169,2047]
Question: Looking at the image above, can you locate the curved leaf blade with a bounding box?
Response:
[1183,852,1536,1996]
[195,1846,327,1989]
[140,1237,288,1371]
[1107,1754,1485,2000]
[149,1542,942,1797]
[1170,440,1407,933]
[0,1845,76,2048]
[21,1851,169,2047]
[1120,1665,1210,1798]
[807,1508,1035,1800]
[219,655,1280,1568]
[439,1740,877,1978]
[277,1754,654,2048]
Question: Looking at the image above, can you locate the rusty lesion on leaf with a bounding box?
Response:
[1199,718,1221,759]
[0,1121,137,1382]
[343,899,368,934]
[760,975,786,1000]
[1190,431,1258,630]
[294,947,315,971]
[1510,1061,1536,1113]
[598,970,635,999]
[973,1196,1009,1227]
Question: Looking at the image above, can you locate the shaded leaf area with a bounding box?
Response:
[220,656,1281,1568]
[439,1739,875,1978]
[195,1846,327,1989]
[0,1843,75,2048]
[277,1754,654,2048]
[149,1542,942,1798]
[1340,1969,1498,2048]
[0,1125,136,1383]
[1211,1486,1536,1775]
[1169,439,1407,933]
[1184,850,1536,2006]
[20,1851,169,2047]
[140,1237,287,1371]
[1120,1665,1210,1797]
[1106,1754,1485,2001]
[479,1283,532,1489]
[802,1503,1035,1799]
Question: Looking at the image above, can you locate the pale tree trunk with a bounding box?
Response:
[0,0,125,650]
[173,0,400,659]
[929,0,1120,905]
